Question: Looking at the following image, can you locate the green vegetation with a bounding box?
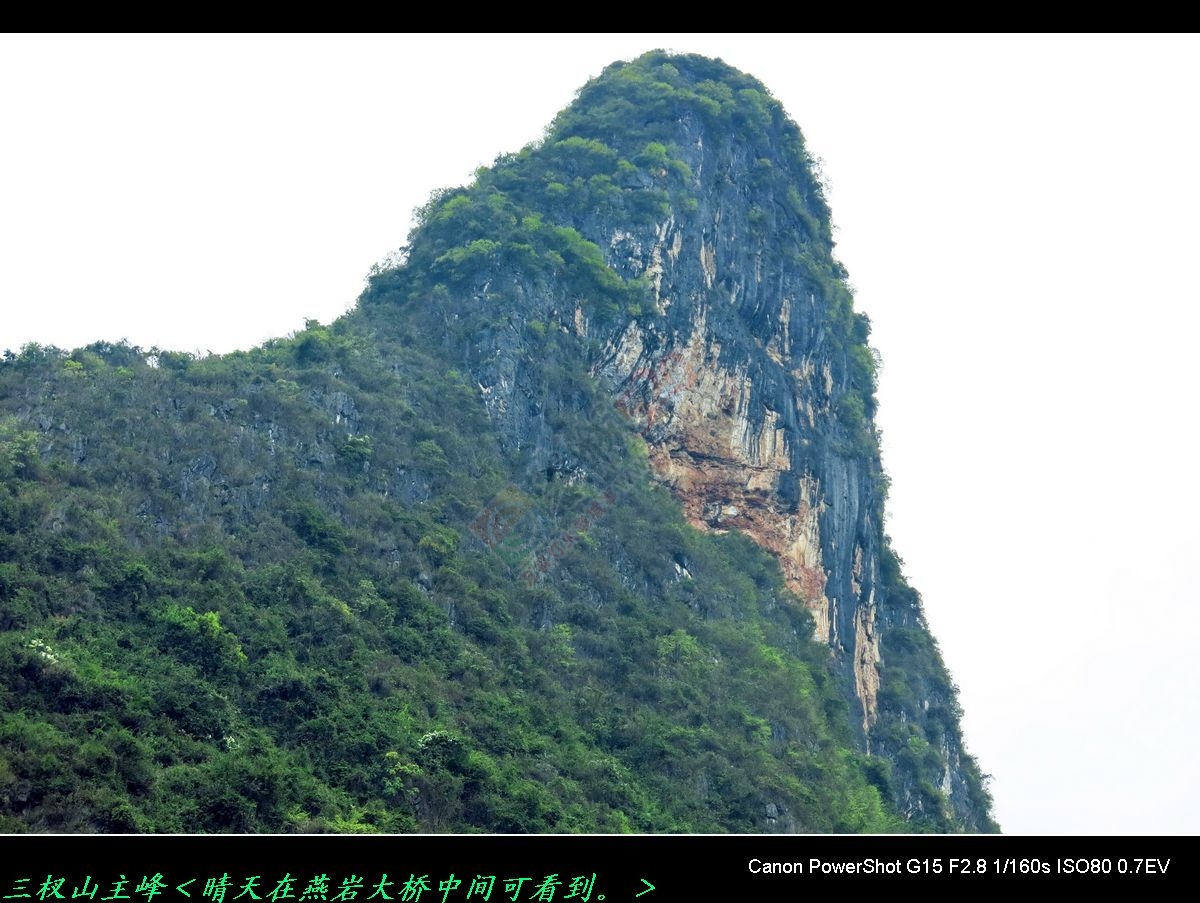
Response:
[0,333,902,832]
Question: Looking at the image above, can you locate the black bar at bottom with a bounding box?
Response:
[0,834,1191,900]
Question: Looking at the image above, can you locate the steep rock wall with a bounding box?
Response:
[566,114,886,740]
[367,52,994,831]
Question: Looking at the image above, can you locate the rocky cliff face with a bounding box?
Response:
[575,105,892,756]
[365,52,994,830]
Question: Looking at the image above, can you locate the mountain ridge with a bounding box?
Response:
[0,51,995,833]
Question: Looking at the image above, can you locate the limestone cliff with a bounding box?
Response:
[580,57,990,830]
[365,52,995,830]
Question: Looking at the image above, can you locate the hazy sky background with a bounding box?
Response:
[3,33,1198,835]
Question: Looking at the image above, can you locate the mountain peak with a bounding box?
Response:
[0,54,994,834]
[363,53,993,830]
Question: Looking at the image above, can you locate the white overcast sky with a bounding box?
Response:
[3,33,1198,836]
